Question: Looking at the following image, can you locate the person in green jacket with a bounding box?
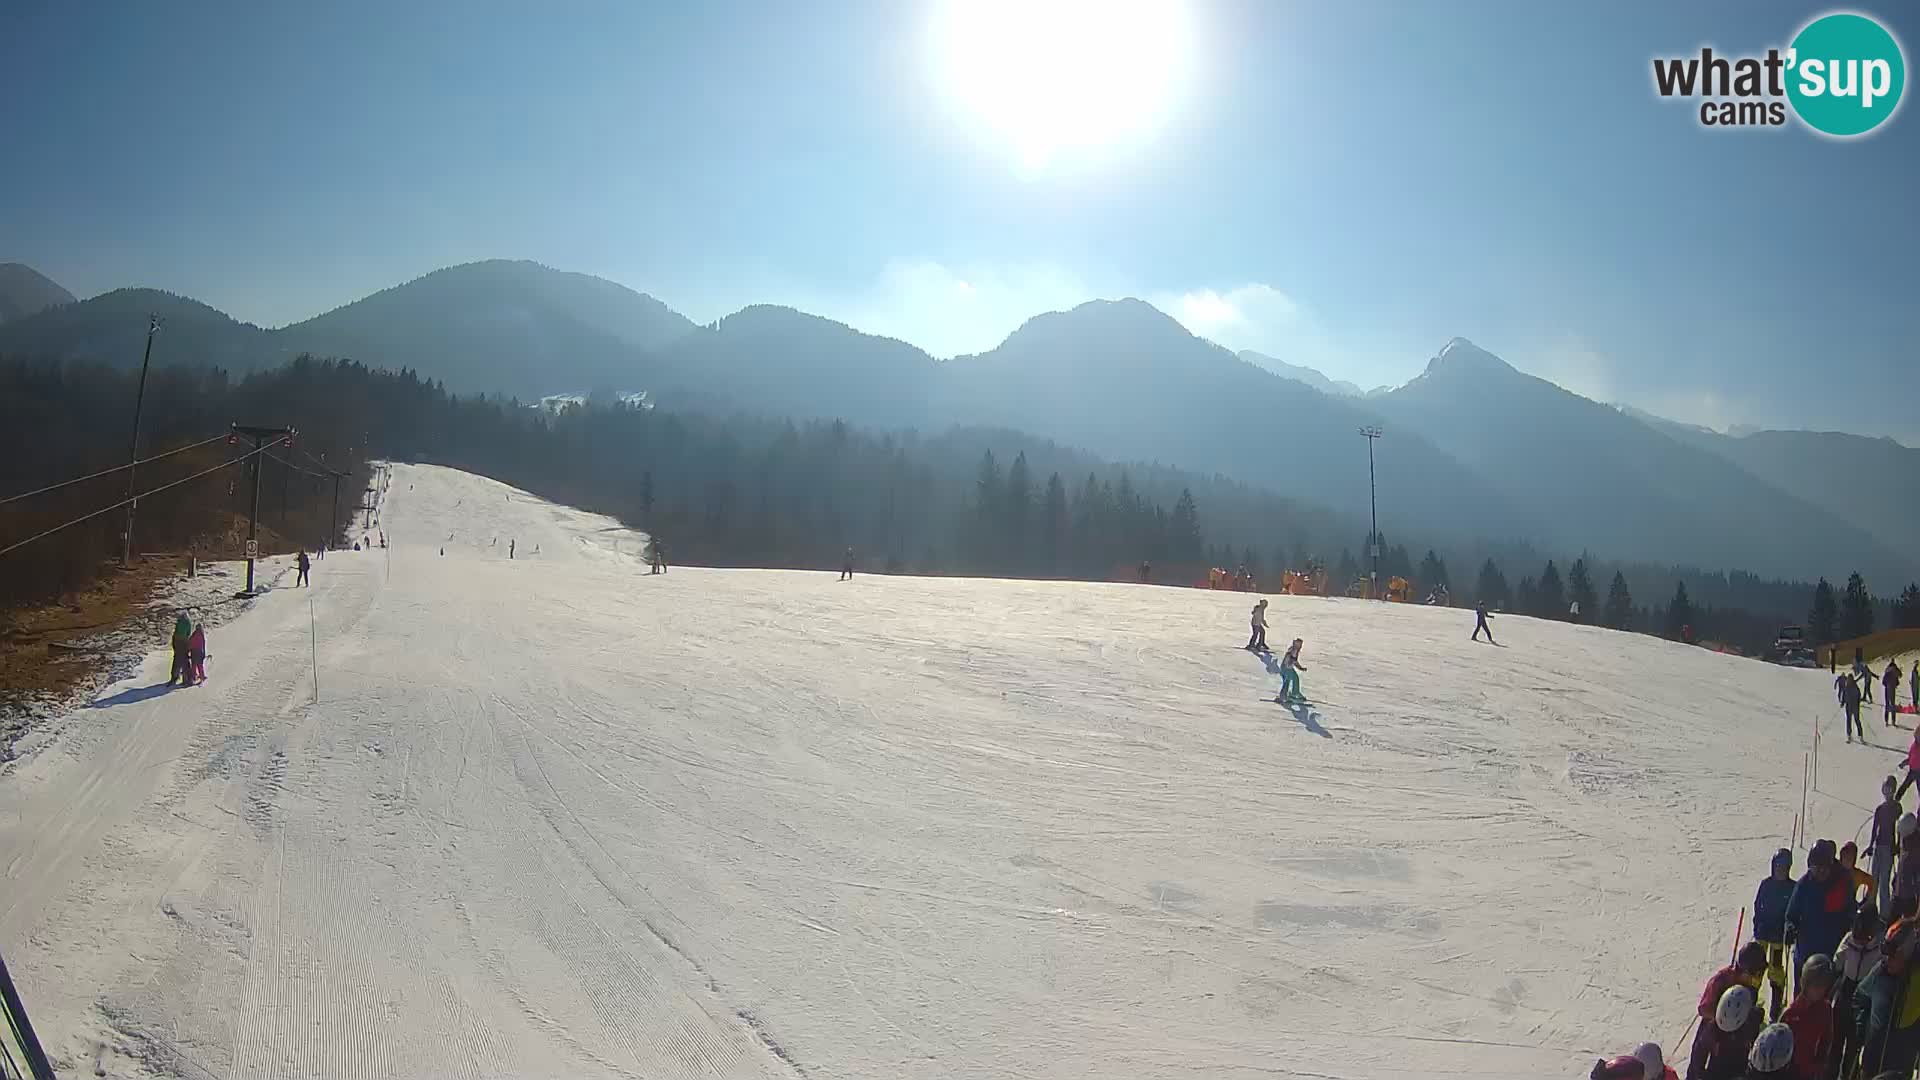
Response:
[167,614,192,687]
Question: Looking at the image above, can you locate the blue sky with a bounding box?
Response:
[3,1,1915,441]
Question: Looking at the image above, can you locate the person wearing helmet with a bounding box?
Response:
[1277,637,1306,704]
[1690,983,1762,1079]
[1590,1055,1645,1079]
[1787,840,1856,985]
[1246,598,1269,653]
[1869,777,1904,917]
[1780,954,1834,1077]
[1835,906,1887,1080]
[1742,1022,1794,1077]
[1631,1042,1678,1080]
[1690,949,1767,1079]
[1752,848,1796,1021]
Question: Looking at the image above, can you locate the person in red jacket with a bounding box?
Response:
[1779,954,1834,1078]
[1690,946,1767,1078]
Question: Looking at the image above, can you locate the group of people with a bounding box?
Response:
[1244,598,1308,704]
[1838,655,1916,744]
[166,614,208,686]
[1590,742,1920,1080]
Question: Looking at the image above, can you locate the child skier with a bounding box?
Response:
[1740,1023,1794,1077]
[1276,637,1306,704]
[1752,848,1796,1021]
[1246,599,1269,652]
[187,624,208,685]
[167,614,193,687]
[1630,1042,1678,1080]
[1472,600,1496,643]
[1779,954,1834,1078]
[1886,660,1905,728]
[1833,905,1885,1079]
[1689,981,1761,1080]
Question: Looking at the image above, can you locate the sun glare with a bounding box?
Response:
[930,0,1195,175]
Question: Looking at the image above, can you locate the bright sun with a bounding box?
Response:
[930,0,1195,175]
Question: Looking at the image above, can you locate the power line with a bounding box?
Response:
[264,451,329,479]
[0,433,228,508]
[0,439,286,562]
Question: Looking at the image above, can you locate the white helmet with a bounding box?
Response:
[1747,1022,1794,1073]
[1632,1042,1665,1079]
[1900,813,1918,840]
[1715,984,1754,1033]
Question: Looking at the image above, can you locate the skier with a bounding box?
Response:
[187,624,208,685]
[1569,599,1581,622]
[1786,839,1854,983]
[166,614,193,687]
[1886,659,1905,728]
[1138,560,1151,584]
[840,548,855,581]
[1897,814,1920,913]
[1833,905,1885,1080]
[1689,980,1761,1080]
[1842,674,1865,744]
[1871,777,1903,915]
[1589,1056,1645,1079]
[509,539,516,560]
[1246,599,1269,652]
[1630,1042,1679,1080]
[1856,651,1877,705]
[1277,637,1306,704]
[1897,733,1920,801]
[1472,599,1496,643]
[1752,848,1796,1021]
[1742,1022,1795,1077]
[296,550,311,587]
[1779,954,1834,1077]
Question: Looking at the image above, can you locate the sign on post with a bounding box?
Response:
[245,539,258,559]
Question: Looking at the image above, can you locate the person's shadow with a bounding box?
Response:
[90,682,178,708]
[1285,700,1332,739]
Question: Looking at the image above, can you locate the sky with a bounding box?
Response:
[2,0,1916,441]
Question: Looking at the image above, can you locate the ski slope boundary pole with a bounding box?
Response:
[309,596,319,703]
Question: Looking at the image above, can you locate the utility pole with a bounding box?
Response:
[232,424,294,595]
[1360,426,1382,599]
[121,314,162,567]
[0,945,55,1080]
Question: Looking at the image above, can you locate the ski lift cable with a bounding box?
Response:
[0,439,287,561]
[0,433,229,507]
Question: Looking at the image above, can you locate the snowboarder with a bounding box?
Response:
[509,539,516,560]
[187,624,208,685]
[1886,660,1905,728]
[166,614,193,687]
[1277,637,1306,704]
[1753,848,1796,1021]
[1842,674,1865,743]
[296,550,311,587]
[1246,599,1269,652]
[1871,777,1903,915]
[1472,600,1496,643]
[840,548,855,581]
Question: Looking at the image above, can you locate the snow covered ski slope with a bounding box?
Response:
[0,464,1869,1078]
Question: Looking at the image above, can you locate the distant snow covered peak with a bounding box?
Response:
[530,390,651,414]
[1424,336,1516,378]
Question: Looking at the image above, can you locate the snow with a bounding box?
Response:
[0,463,1865,1079]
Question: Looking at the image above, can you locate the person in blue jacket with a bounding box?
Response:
[1753,848,1797,1021]
[1786,839,1856,982]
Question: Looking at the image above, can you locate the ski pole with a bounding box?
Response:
[1731,906,1745,962]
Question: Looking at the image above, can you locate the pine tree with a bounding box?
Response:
[1536,561,1566,618]
[1567,558,1596,623]
[1602,571,1633,629]
[1665,581,1696,640]
[973,451,1003,570]
[1841,572,1876,639]
[1335,548,1359,591]
[1895,584,1920,630]
[1169,488,1202,563]
[1005,451,1032,573]
[1042,473,1067,577]
[1476,559,1509,609]
[1417,550,1450,598]
[1809,578,1839,644]
[638,470,655,521]
[1515,576,1538,616]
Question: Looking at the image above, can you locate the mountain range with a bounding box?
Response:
[2,258,1912,585]
[0,263,75,324]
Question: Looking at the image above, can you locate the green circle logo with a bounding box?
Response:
[1787,12,1906,136]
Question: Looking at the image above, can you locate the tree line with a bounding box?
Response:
[4,352,1914,660]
